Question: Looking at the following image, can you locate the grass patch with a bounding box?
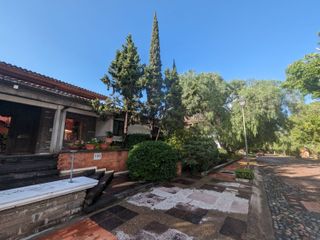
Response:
[235,168,254,180]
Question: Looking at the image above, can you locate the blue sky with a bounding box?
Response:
[0,0,319,95]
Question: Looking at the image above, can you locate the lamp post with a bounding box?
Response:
[239,98,248,163]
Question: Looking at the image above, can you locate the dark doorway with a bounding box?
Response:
[0,101,41,154]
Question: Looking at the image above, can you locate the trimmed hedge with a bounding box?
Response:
[235,168,254,180]
[125,134,151,149]
[127,141,178,181]
[182,137,219,172]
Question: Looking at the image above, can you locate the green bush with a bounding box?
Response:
[125,134,151,149]
[166,129,219,172]
[235,168,254,180]
[182,136,219,172]
[127,141,178,181]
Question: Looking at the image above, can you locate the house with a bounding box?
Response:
[0,61,122,155]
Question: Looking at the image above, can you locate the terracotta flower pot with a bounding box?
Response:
[85,144,95,151]
[100,143,109,150]
[105,137,113,144]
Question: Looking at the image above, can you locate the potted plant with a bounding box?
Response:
[99,139,109,150]
[85,138,99,151]
[68,140,84,150]
[105,131,113,145]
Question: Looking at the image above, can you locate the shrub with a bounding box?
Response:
[235,168,254,180]
[127,141,178,181]
[182,136,219,172]
[125,134,151,149]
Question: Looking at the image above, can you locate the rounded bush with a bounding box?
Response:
[127,141,178,181]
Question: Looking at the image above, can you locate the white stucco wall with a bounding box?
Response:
[95,117,113,137]
[128,124,151,135]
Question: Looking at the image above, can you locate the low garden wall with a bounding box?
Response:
[0,177,97,240]
[58,149,129,172]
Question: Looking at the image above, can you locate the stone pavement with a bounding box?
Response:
[258,156,320,240]
[37,160,254,240]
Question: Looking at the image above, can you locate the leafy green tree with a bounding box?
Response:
[230,80,287,151]
[161,61,185,135]
[179,71,231,148]
[142,13,164,134]
[95,34,143,137]
[283,53,320,99]
[289,102,320,157]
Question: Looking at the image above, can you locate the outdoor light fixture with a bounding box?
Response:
[239,97,248,162]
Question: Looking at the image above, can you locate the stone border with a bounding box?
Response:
[0,177,98,211]
[246,166,275,240]
[201,157,242,176]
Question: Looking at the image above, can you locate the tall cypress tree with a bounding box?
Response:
[143,12,164,135]
[162,61,185,135]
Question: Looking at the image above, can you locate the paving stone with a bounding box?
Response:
[188,191,218,205]
[99,216,124,231]
[143,221,169,234]
[116,208,139,221]
[165,204,208,224]
[230,200,249,214]
[173,178,195,186]
[90,210,112,223]
[107,205,127,214]
[200,184,225,192]
[219,216,247,240]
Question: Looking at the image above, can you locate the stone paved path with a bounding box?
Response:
[37,160,254,240]
[258,156,320,240]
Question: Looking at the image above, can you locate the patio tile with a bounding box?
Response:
[116,208,139,221]
[166,204,208,224]
[173,178,195,186]
[188,191,218,205]
[219,216,247,240]
[99,216,124,231]
[106,204,127,214]
[200,184,226,192]
[143,221,169,234]
[90,210,112,223]
[230,200,249,214]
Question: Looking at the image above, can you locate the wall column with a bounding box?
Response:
[56,109,67,152]
[50,105,63,153]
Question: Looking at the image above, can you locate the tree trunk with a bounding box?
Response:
[122,111,129,146]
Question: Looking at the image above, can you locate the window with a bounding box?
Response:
[113,119,124,136]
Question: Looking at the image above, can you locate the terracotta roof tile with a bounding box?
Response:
[0,61,107,100]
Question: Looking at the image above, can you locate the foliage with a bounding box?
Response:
[180,71,230,144]
[166,128,219,172]
[229,80,288,152]
[142,13,164,134]
[87,138,100,145]
[181,136,219,172]
[94,34,144,135]
[105,131,113,137]
[162,61,185,135]
[235,168,254,180]
[125,134,152,149]
[284,53,320,99]
[127,141,178,181]
[289,102,320,156]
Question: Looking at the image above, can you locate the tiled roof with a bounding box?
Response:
[0,61,107,100]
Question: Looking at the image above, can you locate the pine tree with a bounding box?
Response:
[162,61,185,135]
[101,34,143,137]
[143,12,164,135]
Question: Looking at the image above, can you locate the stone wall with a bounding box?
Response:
[0,191,86,240]
[58,150,128,172]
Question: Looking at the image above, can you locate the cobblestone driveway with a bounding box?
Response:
[258,156,320,240]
